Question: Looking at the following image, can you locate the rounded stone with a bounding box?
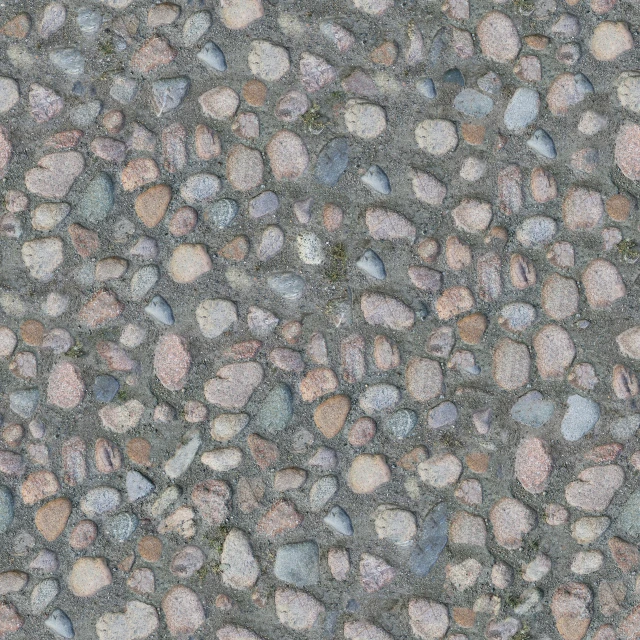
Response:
[266,130,308,180]
[348,454,391,493]
[68,557,112,597]
[169,244,212,283]
[162,585,205,636]
[615,122,640,180]
[515,437,552,494]
[226,144,263,191]
[582,259,626,308]
[344,100,387,138]
[415,119,458,155]
[477,11,521,62]
[590,21,633,61]
[248,40,290,81]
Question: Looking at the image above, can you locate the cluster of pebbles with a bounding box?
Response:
[0,0,640,638]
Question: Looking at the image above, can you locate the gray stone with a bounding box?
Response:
[619,490,640,538]
[383,409,418,438]
[361,165,391,194]
[268,273,305,300]
[183,11,211,46]
[356,249,386,280]
[0,486,13,534]
[45,609,74,638]
[81,487,121,517]
[453,89,494,117]
[527,129,557,159]
[324,506,354,536]
[504,88,539,132]
[410,502,448,576]
[510,391,554,428]
[93,375,119,403]
[109,75,138,104]
[477,71,502,94]
[609,415,640,439]
[165,433,201,479]
[131,265,159,300]
[427,401,458,429]
[516,216,557,247]
[126,471,155,502]
[151,77,190,116]
[443,68,464,85]
[31,579,60,614]
[104,512,138,541]
[77,8,102,36]
[274,541,320,586]
[316,138,349,186]
[309,475,338,511]
[50,49,85,74]
[70,100,101,127]
[77,172,114,223]
[207,199,238,228]
[416,78,436,99]
[10,389,39,418]
[145,296,175,325]
[249,191,279,218]
[198,42,227,71]
[256,383,293,433]
[30,550,59,573]
[561,395,600,441]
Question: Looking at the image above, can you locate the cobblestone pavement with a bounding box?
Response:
[0,0,640,638]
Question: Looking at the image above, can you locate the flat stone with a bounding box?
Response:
[69,557,112,597]
[510,391,554,427]
[162,586,205,636]
[274,541,319,586]
[25,152,84,198]
[316,138,348,185]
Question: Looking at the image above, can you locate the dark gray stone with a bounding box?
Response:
[356,249,386,280]
[93,375,119,403]
[274,541,320,586]
[198,41,227,71]
[410,502,448,576]
[323,506,353,536]
[0,486,13,533]
[256,383,293,433]
[77,172,114,223]
[145,295,175,325]
[316,138,348,186]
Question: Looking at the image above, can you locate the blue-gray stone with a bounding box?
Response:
[561,395,600,441]
[309,476,338,511]
[70,100,101,127]
[454,89,494,118]
[410,502,448,576]
[428,401,458,429]
[504,88,539,132]
[183,11,212,46]
[249,191,279,218]
[0,486,14,533]
[323,505,354,536]
[104,512,138,541]
[77,8,102,36]
[208,199,238,228]
[109,74,138,104]
[131,265,159,301]
[268,273,305,300]
[619,490,640,538]
[416,78,436,99]
[45,609,74,639]
[356,249,386,280]
[361,165,391,194]
[126,470,155,502]
[516,216,557,247]
[443,68,464,86]
[50,49,85,75]
[574,73,594,95]
[9,389,39,418]
[383,409,418,438]
[477,71,502,94]
[609,415,640,440]
[510,391,554,428]
[93,375,119,403]
[151,77,190,116]
[274,541,319,586]
[256,383,293,433]
[145,296,175,325]
[77,172,114,223]
[527,129,557,159]
[316,138,349,186]
[429,28,446,64]
[198,42,227,71]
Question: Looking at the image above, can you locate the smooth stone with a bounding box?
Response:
[356,249,386,280]
[268,273,305,300]
[453,89,494,117]
[561,395,600,441]
[516,216,557,247]
[145,296,174,325]
[10,389,39,418]
[443,68,464,85]
[361,165,391,194]
[104,513,138,541]
[527,129,557,158]
[77,9,102,35]
[31,579,59,614]
[126,470,155,502]
[207,199,238,228]
[309,476,338,510]
[504,88,539,132]
[410,502,448,576]
[81,487,121,517]
[183,11,211,46]
[131,265,159,300]
[249,191,279,218]
[110,75,138,104]
[50,49,85,74]
[316,138,348,186]
[274,541,319,587]
[609,415,640,440]
[77,173,114,223]
[510,391,554,428]
[324,506,354,536]
[383,409,418,439]
[478,71,501,94]
[417,78,436,99]
[197,42,227,71]
[0,486,13,533]
[151,77,189,116]
[256,383,293,433]
[619,490,640,538]
[93,375,119,403]
[165,434,201,479]
[45,609,74,638]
